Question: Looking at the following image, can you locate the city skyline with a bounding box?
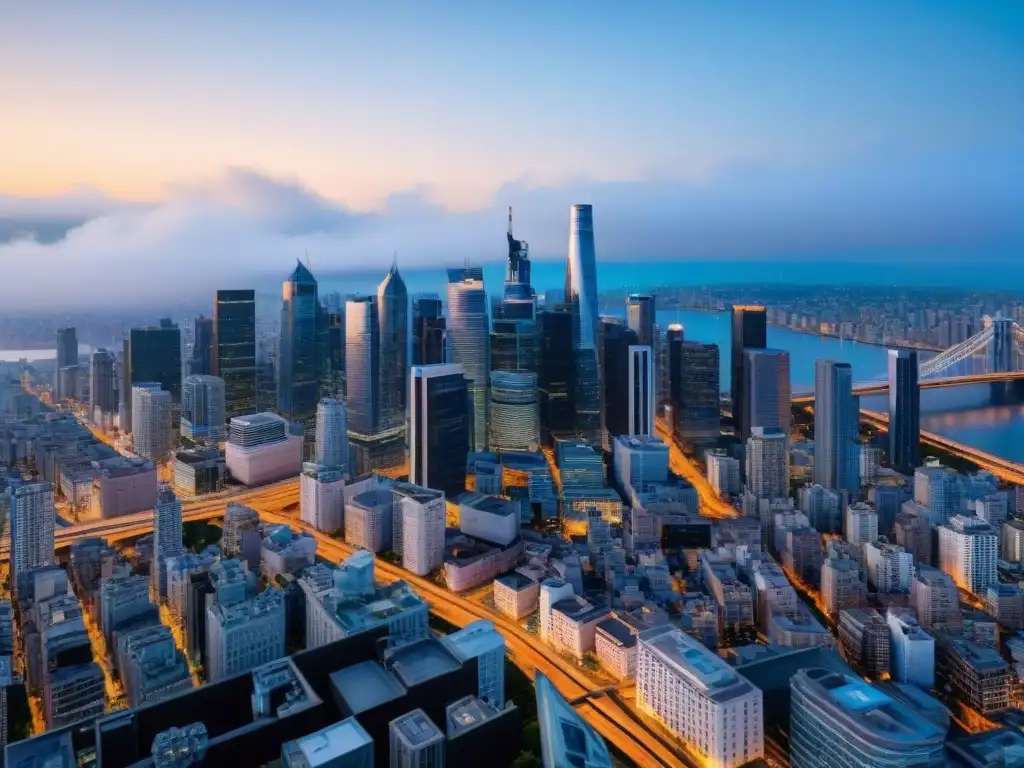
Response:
[0,4,1022,308]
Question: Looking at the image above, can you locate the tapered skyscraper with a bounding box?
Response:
[505,206,533,301]
[564,204,601,444]
[447,267,490,452]
[278,261,320,435]
[377,259,409,432]
[888,349,920,473]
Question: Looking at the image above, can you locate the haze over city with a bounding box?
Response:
[2,3,1023,308]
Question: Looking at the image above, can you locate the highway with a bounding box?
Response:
[858,409,1024,485]
[791,370,1024,402]
[654,418,738,519]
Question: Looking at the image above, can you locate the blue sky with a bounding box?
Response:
[0,2,1021,307]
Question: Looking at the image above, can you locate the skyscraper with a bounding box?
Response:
[564,204,601,444]
[153,485,185,601]
[315,398,349,473]
[600,320,638,444]
[277,262,320,440]
[123,320,182,433]
[742,348,790,439]
[491,317,538,375]
[409,364,470,498]
[447,267,490,452]
[939,515,998,595]
[55,327,78,400]
[412,296,445,366]
[300,463,344,534]
[377,260,408,433]
[181,375,226,444]
[88,348,116,428]
[731,305,767,438]
[213,289,257,420]
[813,360,860,492]
[504,206,533,301]
[888,349,920,473]
[626,294,655,348]
[132,384,173,461]
[190,316,213,375]
[489,371,540,451]
[11,481,55,595]
[746,427,789,499]
[628,345,654,437]
[323,302,345,397]
[537,309,576,445]
[677,341,720,445]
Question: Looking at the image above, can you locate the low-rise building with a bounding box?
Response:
[595,617,637,679]
[90,457,158,518]
[458,492,520,547]
[260,525,317,581]
[492,571,539,620]
[548,596,609,659]
[837,608,891,678]
[887,607,935,688]
[936,633,1010,717]
[172,447,225,497]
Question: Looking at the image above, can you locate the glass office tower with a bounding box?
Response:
[277,262,320,436]
[409,364,470,498]
[814,360,861,492]
[447,267,490,452]
[213,289,257,420]
[731,305,767,437]
[123,319,182,433]
[888,349,921,473]
[377,261,409,432]
[564,204,601,444]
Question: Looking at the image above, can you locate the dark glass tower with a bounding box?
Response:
[377,261,409,432]
[409,364,470,498]
[600,320,638,441]
[504,206,533,301]
[412,296,445,366]
[191,316,213,375]
[55,327,78,399]
[814,360,860,492]
[537,309,576,445]
[888,349,920,473]
[677,341,720,445]
[213,289,257,419]
[277,261,320,432]
[345,296,379,438]
[324,303,345,398]
[667,324,685,415]
[625,294,656,348]
[122,319,181,433]
[730,305,767,434]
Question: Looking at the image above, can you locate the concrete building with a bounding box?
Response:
[11,481,56,594]
[88,348,117,429]
[595,617,638,679]
[300,463,345,534]
[936,634,1010,717]
[458,493,519,547]
[393,482,445,577]
[441,620,506,707]
[636,626,764,767]
[539,579,575,645]
[741,348,790,440]
[894,509,933,567]
[446,267,491,453]
[886,607,935,688]
[314,397,349,474]
[613,434,669,491]
[282,717,373,768]
[488,371,540,452]
[837,608,891,678]
[91,457,158,518]
[863,539,914,594]
[986,584,1024,631]
[845,502,878,549]
[389,709,444,768]
[153,484,185,601]
[117,624,192,707]
[746,427,788,500]
[221,502,261,564]
[344,476,395,553]
[206,561,285,683]
[225,412,303,486]
[132,384,173,461]
[706,449,741,498]
[799,484,842,534]
[548,594,608,659]
[939,514,998,595]
[492,571,539,620]
[789,668,946,768]
[260,525,317,581]
[172,447,225,497]
[911,566,963,631]
[99,571,158,644]
[627,344,654,437]
[1004,520,1024,563]
[812,360,860,493]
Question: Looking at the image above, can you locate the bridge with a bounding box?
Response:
[793,316,1024,397]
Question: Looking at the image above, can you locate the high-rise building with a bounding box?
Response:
[389,710,444,768]
[409,364,470,498]
[789,668,946,768]
[813,360,860,492]
[863,539,914,594]
[888,349,920,473]
[799,484,843,534]
[490,317,538,375]
[504,206,533,301]
[488,371,540,451]
[676,341,720,444]
[323,301,345,397]
[886,607,935,688]
[939,514,998,595]
[845,502,878,548]
[132,384,173,461]
[730,305,767,439]
[447,266,490,452]
[910,566,962,631]
[706,449,741,497]
[88,348,116,428]
[55,327,78,400]
[746,427,789,499]
[837,608,891,678]
[153,485,185,601]
[628,345,654,437]
[564,205,601,445]
[742,348,790,439]
[181,375,226,444]
[393,482,446,577]
[637,626,763,767]
[277,262,320,441]
[600,320,638,445]
[300,463,344,534]
[11,482,55,593]
[441,619,506,707]
[820,557,866,615]
[377,260,408,434]
[412,295,445,366]
[314,397,349,474]
[538,309,576,444]
[212,289,257,419]
[626,294,655,348]
[190,315,213,375]
[123,320,182,433]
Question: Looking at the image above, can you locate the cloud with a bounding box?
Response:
[0,145,1021,310]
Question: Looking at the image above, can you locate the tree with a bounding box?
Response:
[511,752,542,768]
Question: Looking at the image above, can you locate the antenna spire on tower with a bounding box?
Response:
[508,205,513,236]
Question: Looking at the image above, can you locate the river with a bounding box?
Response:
[639,309,1024,465]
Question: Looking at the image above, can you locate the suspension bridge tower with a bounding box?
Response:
[990,316,1014,373]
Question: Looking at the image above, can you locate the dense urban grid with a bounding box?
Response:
[0,205,1023,768]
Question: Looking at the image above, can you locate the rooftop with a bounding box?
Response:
[330,661,406,714]
[351,488,395,509]
[392,481,444,504]
[391,709,444,748]
[446,696,499,734]
[384,639,462,687]
[639,625,753,702]
[495,571,537,591]
[596,617,637,648]
[286,717,373,767]
[552,596,609,625]
[459,492,519,517]
[939,634,1009,671]
[614,434,668,452]
[443,621,505,660]
[230,412,286,427]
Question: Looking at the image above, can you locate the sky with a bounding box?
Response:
[1,2,1022,308]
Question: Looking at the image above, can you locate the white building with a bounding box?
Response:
[549,595,609,659]
[206,587,285,683]
[344,475,395,553]
[152,485,185,601]
[637,626,764,767]
[845,502,878,548]
[132,384,172,461]
[260,525,317,581]
[745,427,788,499]
[595,617,638,679]
[706,449,741,498]
[627,344,654,437]
[393,482,445,576]
[539,579,575,644]
[886,607,935,688]
[860,444,882,487]
[863,539,914,594]
[11,481,56,593]
[314,397,349,473]
[442,620,506,707]
[225,412,303,486]
[458,493,519,547]
[493,571,540,620]
[299,463,344,533]
[939,514,998,595]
